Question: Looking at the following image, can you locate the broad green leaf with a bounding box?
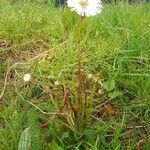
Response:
[49,139,64,150]
[27,111,41,150]
[102,79,116,92]
[108,91,122,99]
[61,132,69,140]
[18,127,31,150]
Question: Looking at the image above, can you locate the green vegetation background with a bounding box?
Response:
[0,0,150,149]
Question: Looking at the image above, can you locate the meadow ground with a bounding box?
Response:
[0,1,150,149]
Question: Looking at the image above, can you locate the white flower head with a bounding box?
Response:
[23,74,31,82]
[67,0,102,17]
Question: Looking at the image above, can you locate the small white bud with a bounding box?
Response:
[87,73,93,79]
[98,89,104,95]
[23,74,31,82]
[54,80,60,86]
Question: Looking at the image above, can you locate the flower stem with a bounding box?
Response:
[76,16,84,131]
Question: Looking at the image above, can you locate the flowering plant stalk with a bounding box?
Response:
[67,0,102,132]
[76,16,84,131]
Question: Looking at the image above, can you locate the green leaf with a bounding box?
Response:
[102,79,116,92]
[108,91,122,99]
[84,129,96,140]
[27,111,41,150]
[49,139,64,150]
[18,127,31,150]
[61,132,69,140]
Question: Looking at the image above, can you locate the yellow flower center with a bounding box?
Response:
[79,0,89,8]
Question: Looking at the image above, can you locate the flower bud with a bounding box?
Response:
[54,80,60,86]
[23,74,31,82]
